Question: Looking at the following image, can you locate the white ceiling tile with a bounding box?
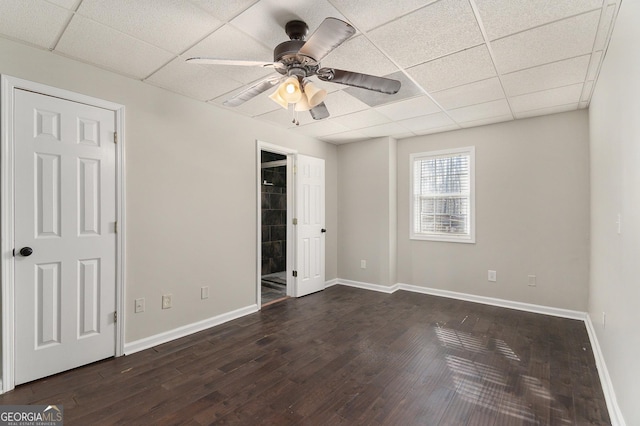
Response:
[319,130,369,144]
[146,57,244,101]
[509,83,583,113]
[431,77,504,109]
[587,51,603,80]
[368,0,484,68]
[189,0,259,21]
[501,55,590,97]
[330,0,436,32]
[331,109,391,130]
[56,16,175,79]
[397,113,455,133]
[257,108,317,128]
[293,119,351,137]
[448,99,512,123]
[491,11,600,74]
[256,108,293,126]
[375,96,441,121]
[581,81,594,102]
[408,45,496,93]
[0,0,71,49]
[322,91,369,117]
[475,0,602,41]
[230,0,348,50]
[285,108,319,127]
[593,5,616,51]
[515,103,578,119]
[184,25,274,84]
[322,35,398,77]
[48,0,81,10]
[460,114,512,128]
[359,122,412,138]
[77,0,221,54]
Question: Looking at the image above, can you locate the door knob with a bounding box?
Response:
[19,247,33,257]
[321,228,326,233]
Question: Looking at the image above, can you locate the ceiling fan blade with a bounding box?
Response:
[317,68,401,94]
[223,76,283,107]
[186,57,285,70]
[298,18,355,62]
[310,102,330,120]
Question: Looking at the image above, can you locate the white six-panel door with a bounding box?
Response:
[14,89,117,385]
[295,155,325,297]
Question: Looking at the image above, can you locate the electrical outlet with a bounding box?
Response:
[360,260,366,269]
[201,286,209,300]
[488,270,497,282]
[135,298,145,313]
[528,275,537,287]
[162,294,172,309]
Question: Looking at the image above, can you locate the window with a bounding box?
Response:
[410,146,475,243]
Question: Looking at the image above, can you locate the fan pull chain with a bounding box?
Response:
[290,104,299,126]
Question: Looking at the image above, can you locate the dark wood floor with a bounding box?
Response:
[1,286,610,425]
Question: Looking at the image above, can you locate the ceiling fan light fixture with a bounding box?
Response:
[277,76,302,103]
[302,80,327,107]
[269,89,288,109]
[294,93,312,112]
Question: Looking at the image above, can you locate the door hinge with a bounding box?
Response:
[293,165,297,174]
[292,218,298,225]
[114,311,117,323]
[293,270,298,277]
[113,132,118,144]
[114,221,118,233]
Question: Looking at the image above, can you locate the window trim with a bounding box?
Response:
[409,146,476,243]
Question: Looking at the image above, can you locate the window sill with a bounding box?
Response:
[410,234,476,244]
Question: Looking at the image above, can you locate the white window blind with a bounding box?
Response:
[410,147,475,243]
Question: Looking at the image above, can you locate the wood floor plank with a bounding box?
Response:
[0,286,611,425]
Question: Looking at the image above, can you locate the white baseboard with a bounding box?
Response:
[397,283,586,320]
[124,304,259,355]
[584,314,626,426]
[325,278,339,288]
[336,278,399,294]
[335,279,585,320]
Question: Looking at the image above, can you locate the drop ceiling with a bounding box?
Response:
[0,0,620,144]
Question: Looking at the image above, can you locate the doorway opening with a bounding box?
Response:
[260,150,289,306]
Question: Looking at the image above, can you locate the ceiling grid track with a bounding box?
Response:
[467,0,516,121]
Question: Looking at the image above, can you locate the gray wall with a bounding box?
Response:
[589,0,640,423]
[338,137,397,286]
[397,112,590,311]
[338,111,591,312]
[0,37,338,343]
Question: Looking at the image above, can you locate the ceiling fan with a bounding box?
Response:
[186,18,401,124]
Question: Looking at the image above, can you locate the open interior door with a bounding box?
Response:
[295,154,325,297]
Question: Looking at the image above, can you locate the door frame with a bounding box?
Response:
[0,75,126,393]
[256,141,297,306]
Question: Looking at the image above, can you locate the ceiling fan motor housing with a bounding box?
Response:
[284,20,309,40]
[274,21,320,76]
